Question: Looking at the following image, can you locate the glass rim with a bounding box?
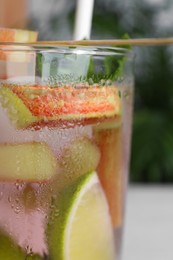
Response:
[0,42,133,57]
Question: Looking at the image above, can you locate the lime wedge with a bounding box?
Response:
[0,86,37,128]
[26,254,42,259]
[0,229,42,259]
[47,172,116,260]
[0,228,42,259]
[0,230,24,259]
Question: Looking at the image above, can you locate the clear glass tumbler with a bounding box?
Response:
[0,43,134,260]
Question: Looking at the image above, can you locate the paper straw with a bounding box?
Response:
[73,0,94,40]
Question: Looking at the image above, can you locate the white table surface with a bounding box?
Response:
[123,185,173,260]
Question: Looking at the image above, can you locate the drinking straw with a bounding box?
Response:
[73,0,94,40]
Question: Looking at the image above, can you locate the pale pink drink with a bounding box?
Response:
[0,44,133,260]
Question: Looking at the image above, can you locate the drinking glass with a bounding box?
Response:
[0,43,134,260]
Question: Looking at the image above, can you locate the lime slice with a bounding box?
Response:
[0,229,42,259]
[0,228,44,260]
[0,86,37,128]
[0,229,24,259]
[47,172,116,260]
[56,137,100,190]
[26,254,42,259]
[0,142,58,181]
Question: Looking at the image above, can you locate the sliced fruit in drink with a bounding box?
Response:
[13,84,120,118]
[47,172,116,260]
[25,254,42,259]
[0,28,38,42]
[0,28,37,61]
[0,228,42,259]
[93,115,122,130]
[0,28,38,78]
[0,142,58,181]
[0,86,37,128]
[94,123,123,227]
[56,137,100,189]
[0,84,121,128]
[0,45,36,63]
[0,229,24,259]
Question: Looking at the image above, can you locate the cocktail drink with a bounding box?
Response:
[0,43,133,259]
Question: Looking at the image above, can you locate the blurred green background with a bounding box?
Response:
[28,0,173,183]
